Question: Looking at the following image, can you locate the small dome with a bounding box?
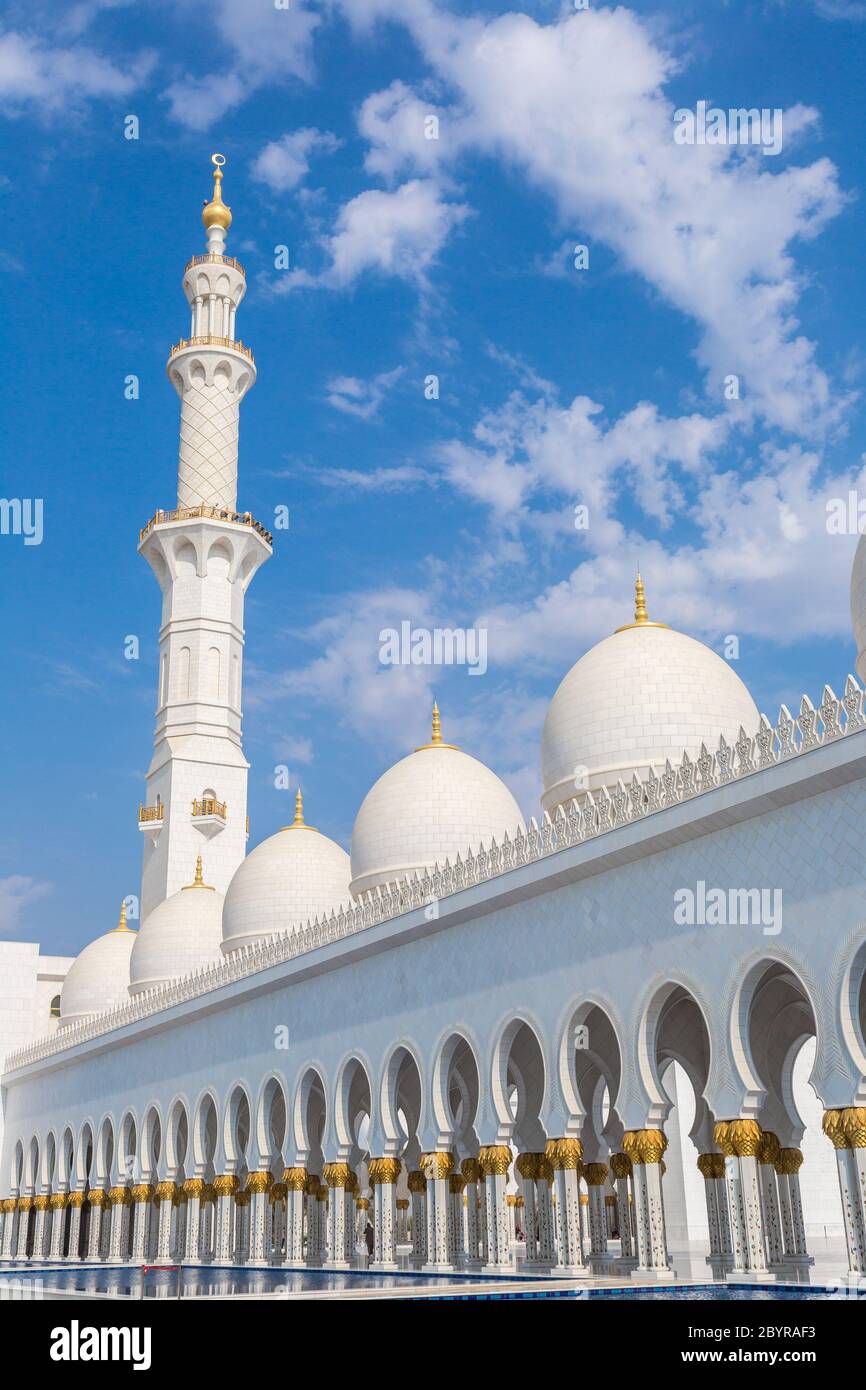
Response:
[350,704,523,898]
[129,857,224,995]
[541,577,760,814]
[850,535,866,682]
[222,791,352,952]
[60,902,136,1026]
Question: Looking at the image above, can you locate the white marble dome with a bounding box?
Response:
[350,705,524,898]
[129,858,224,995]
[60,906,136,1026]
[222,791,352,951]
[850,534,866,682]
[541,579,760,815]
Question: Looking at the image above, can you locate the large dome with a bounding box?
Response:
[350,705,523,898]
[60,903,137,1026]
[850,535,866,682]
[129,857,224,995]
[222,791,352,951]
[541,578,760,815]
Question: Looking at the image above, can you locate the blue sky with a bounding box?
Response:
[1,0,865,954]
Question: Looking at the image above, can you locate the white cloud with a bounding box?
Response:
[272,178,469,292]
[253,128,340,193]
[350,5,848,437]
[0,29,153,114]
[0,875,52,936]
[325,366,404,419]
[163,0,320,128]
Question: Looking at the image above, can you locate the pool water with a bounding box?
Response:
[0,1265,853,1299]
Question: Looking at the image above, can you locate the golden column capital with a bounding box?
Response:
[449,1174,465,1194]
[776,1147,804,1175]
[515,1152,542,1181]
[212,1175,239,1197]
[478,1145,512,1178]
[245,1170,274,1195]
[283,1167,307,1192]
[368,1157,402,1186]
[460,1157,481,1183]
[728,1119,763,1158]
[17,1195,34,1213]
[623,1129,667,1165]
[34,1194,51,1211]
[396,1198,410,1211]
[758,1131,782,1166]
[183,1178,207,1198]
[108,1186,132,1207]
[269,1183,287,1204]
[545,1137,583,1171]
[322,1162,352,1188]
[609,1151,633,1180]
[583,1162,609,1187]
[407,1170,426,1194]
[85,1189,107,1208]
[421,1151,454,1181]
[130,1184,154,1203]
[49,1192,68,1210]
[842,1107,866,1149]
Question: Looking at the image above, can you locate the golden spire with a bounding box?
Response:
[202,152,232,232]
[416,699,459,751]
[182,854,215,890]
[431,701,442,745]
[281,787,317,832]
[113,899,132,932]
[614,572,670,633]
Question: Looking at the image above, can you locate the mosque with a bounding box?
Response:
[2,156,866,1288]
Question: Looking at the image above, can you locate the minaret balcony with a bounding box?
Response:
[185,253,245,276]
[139,802,164,844]
[139,505,273,546]
[168,334,254,363]
[192,798,227,839]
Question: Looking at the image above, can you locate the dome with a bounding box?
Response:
[350,704,524,898]
[850,535,866,682]
[540,577,760,815]
[60,902,136,1026]
[222,791,352,952]
[129,857,224,996]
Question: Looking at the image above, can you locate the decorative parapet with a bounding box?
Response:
[185,253,245,276]
[192,797,226,819]
[6,678,865,1074]
[139,505,273,547]
[168,334,254,363]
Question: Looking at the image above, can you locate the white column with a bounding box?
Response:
[323,1164,352,1268]
[85,1192,106,1262]
[546,1139,586,1275]
[1,1200,20,1261]
[611,1153,636,1262]
[130,1187,153,1264]
[624,1130,674,1279]
[461,1159,482,1265]
[408,1172,427,1264]
[154,1183,177,1262]
[369,1158,401,1270]
[107,1188,132,1263]
[49,1195,67,1260]
[584,1163,609,1256]
[824,1111,866,1275]
[480,1146,512,1272]
[65,1192,85,1262]
[33,1196,50,1260]
[212,1176,238,1264]
[757,1136,785,1267]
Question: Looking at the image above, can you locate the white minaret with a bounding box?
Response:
[138,153,271,921]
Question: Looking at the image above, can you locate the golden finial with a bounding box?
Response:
[182,854,215,890]
[634,573,648,624]
[415,699,459,751]
[281,787,317,832]
[614,572,669,633]
[114,899,131,932]
[202,152,232,232]
[431,701,442,745]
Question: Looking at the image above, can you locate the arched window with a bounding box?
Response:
[49,995,61,1019]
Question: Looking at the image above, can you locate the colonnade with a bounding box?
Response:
[5,1113,862,1279]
